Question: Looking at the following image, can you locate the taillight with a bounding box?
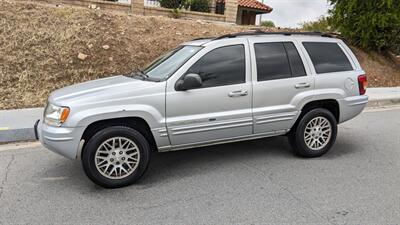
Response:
[358,74,367,95]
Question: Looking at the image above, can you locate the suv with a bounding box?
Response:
[35,32,368,188]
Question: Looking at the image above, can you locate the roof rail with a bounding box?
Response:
[213,30,335,40]
[191,37,215,41]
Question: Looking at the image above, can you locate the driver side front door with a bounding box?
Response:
[165,40,253,148]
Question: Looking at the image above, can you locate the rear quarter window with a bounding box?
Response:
[303,42,353,74]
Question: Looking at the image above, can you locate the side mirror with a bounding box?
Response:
[175,73,202,91]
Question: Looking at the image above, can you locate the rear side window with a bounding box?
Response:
[186,45,245,89]
[303,42,353,74]
[255,42,306,81]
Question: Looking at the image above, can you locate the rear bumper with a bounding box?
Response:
[338,95,369,123]
[35,120,85,159]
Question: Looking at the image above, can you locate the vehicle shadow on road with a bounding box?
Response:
[40,134,360,191]
[39,136,289,190]
[140,133,361,186]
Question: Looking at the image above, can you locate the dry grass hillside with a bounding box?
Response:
[0,0,399,109]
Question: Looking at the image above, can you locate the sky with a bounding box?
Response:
[259,0,332,28]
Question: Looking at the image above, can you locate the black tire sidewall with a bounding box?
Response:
[294,108,338,157]
[82,126,150,188]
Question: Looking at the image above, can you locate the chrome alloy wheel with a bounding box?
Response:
[304,116,332,151]
[95,137,140,179]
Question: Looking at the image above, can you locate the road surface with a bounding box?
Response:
[0,107,399,225]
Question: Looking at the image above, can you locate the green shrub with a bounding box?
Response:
[329,0,400,52]
[190,0,210,13]
[182,0,192,10]
[260,20,275,28]
[159,0,185,9]
[170,8,182,18]
[300,16,333,32]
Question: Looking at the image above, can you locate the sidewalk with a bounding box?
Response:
[0,108,43,142]
[366,87,400,107]
[0,87,399,143]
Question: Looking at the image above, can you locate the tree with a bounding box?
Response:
[328,0,400,52]
[260,20,275,28]
[300,16,333,32]
[159,0,186,9]
[190,0,211,12]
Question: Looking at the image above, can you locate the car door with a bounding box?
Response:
[249,37,315,134]
[165,38,253,147]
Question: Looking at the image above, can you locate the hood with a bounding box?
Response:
[49,75,161,107]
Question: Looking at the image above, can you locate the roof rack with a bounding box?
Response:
[213,30,335,40]
[191,37,215,41]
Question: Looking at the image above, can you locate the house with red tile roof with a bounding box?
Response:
[214,0,272,25]
[236,0,272,24]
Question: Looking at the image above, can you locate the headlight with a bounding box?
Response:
[44,103,70,127]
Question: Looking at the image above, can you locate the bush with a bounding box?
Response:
[159,0,185,9]
[260,20,275,28]
[329,0,400,52]
[300,16,333,32]
[170,8,182,18]
[389,29,400,54]
[190,0,210,13]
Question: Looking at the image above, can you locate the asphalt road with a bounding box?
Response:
[0,107,399,225]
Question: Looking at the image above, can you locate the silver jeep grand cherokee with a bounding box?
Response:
[35,32,368,188]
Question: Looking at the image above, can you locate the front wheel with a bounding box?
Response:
[81,126,151,188]
[288,108,337,157]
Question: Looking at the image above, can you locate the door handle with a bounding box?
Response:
[295,83,311,89]
[228,90,248,97]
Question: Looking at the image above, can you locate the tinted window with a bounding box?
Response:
[284,42,306,77]
[186,45,245,89]
[303,42,353,74]
[255,42,291,81]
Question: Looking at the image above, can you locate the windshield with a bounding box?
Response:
[141,45,202,81]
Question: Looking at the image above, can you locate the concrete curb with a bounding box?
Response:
[367,98,400,108]
[0,87,399,143]
[366,87,400,108]
[0,108,43,143]
[0,128,37,143]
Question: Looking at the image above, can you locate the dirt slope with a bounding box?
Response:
[351,47,400,87]
[0,0,399,109]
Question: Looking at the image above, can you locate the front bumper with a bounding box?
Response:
[35,120,85,159]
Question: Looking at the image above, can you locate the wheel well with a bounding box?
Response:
[300,99,340,122]
[81,117,157,153]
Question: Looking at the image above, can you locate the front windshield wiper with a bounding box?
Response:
[135,70,149,80]
[126,70,150,80]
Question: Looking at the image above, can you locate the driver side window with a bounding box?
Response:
[186,45,246,89]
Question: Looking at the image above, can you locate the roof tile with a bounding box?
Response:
[238,0,272,12]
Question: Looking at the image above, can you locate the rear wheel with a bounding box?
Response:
[82,126,150,188]
[288,108,337,157]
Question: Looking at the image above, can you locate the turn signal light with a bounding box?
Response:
[60,108,70,123]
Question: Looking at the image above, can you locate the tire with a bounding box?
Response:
[81,126,151,188]
[288,108,337,158]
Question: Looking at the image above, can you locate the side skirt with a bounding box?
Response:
[157,129,289,152]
